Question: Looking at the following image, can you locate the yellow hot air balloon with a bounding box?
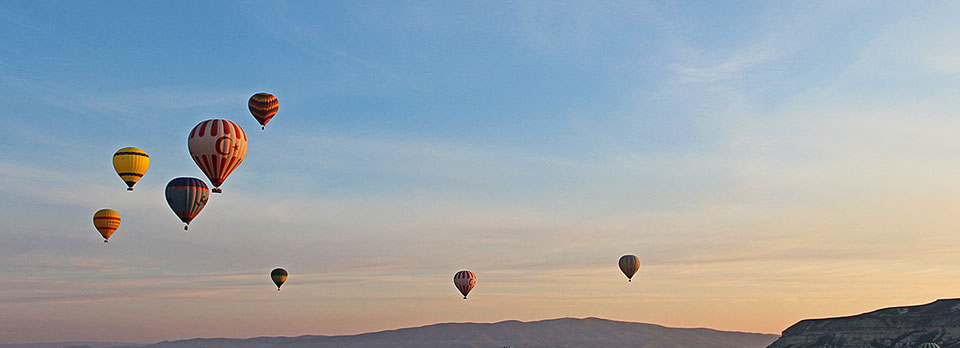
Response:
[113,147,150,191]
[93,209,120,243]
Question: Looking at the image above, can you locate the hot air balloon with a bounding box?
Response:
[453,270,476,300]
[165,177,210,230]
[918,344,941,348]
[188,119,248,193]
[271,268,288,291]
[619,255,640,282]
[249,93,278,130]
[113,147,149,191]
[93,209,120,243]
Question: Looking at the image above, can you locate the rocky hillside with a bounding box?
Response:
[767,298,960,348]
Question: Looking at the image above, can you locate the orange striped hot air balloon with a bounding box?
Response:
[248,92,278,130]
[619,254,640,282]
[188,119,248,193]
[271,268,288,291]
[93,209,120,243]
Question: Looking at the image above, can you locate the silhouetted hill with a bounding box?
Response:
[0,343,139,348]
[130,337,303,348]
[767,298,960,348]
[102,317,775,348]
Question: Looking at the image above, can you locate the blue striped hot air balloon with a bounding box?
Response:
[165,177,210,230]
[918,344,940,348]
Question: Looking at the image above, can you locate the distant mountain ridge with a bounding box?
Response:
[0,343,140,348]
[4,317,777,348]
[767,298,960,348]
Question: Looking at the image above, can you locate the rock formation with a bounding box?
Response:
[767,299,960,348]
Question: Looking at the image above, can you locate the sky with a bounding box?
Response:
[3,0,960,344]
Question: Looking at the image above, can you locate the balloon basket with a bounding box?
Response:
[212,188,222,193]
[104,240,108,243]
[127,187,133,191]
[184,225,189,231]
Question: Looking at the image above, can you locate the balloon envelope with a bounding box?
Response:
[188,119,248,193]
[93,209,120,243]
[165,177,210,230]
[113,147,149,191]
[271,268,288,291]
[918,344,941,348]
[453,270,476,299]
[619,255,640,282]
[248,93,278,130]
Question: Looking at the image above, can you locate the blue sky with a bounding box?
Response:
[4,1,960,344]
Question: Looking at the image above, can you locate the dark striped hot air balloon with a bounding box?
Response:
[619,255,640,282]
[164,177,210,230]
[113,147,149,191]
[271,268,288,291]
[93,209,120,243]
[188,119,248,193]
[453,270,476,300]
[248,92,278,130]
[918,344,941,348]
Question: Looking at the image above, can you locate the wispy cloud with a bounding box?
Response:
[77,87,249,116]
[664,2,873,87]
[0,69,245,123]
[249,3,401,80]
[0,9,51,34]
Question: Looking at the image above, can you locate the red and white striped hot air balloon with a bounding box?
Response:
[453,270,476,300]
[188,119,248,193]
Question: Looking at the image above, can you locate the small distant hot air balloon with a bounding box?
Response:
[188,119,248,193]
[93,209,120,243]
[271,268,288,291]
[454,270,476,300]
[165,177,210,230]
[248,93,278,130]
[619,255,640,282]
[113,147,149,191]
[918,344,941,348]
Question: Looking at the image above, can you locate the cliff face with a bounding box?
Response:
[768,299,960,348]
